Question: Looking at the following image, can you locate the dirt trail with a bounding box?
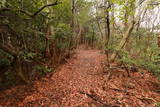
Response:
[0,46,160,107]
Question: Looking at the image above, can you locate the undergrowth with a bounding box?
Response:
[107,30,160,79]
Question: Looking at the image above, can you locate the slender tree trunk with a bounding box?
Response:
[104,0,111,47]
[124,12,128,29]
[70,0,76,49]
[111,3,115,34]
[158,35,160,48]
[110,20,135,62]
[96,19,103,38]
[92,22,95,46]
[44,0,54,58]
[105,10,110,46]
[76,25,82,45]
[44,23,50,58]
[123,1,129,30]
[136,9,147,31]
[72,0,76,34]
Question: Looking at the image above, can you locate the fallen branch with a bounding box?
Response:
[109,88,124,92]
[79,91,119,107]
[138,97,156,105]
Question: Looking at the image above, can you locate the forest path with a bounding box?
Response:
[22,45,108,106]
[0,45,160,107]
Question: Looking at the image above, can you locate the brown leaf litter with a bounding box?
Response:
[0,46,159,107]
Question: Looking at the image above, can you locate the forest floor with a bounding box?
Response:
[0,45,160,107]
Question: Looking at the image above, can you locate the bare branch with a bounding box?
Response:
[0,1,61,18]
[149,2,160,5]
[32,1,61,17]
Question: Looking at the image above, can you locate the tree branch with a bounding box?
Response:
[0,1,61,18]
[0,45,17,57]
[32,1,61,17]
[149,2,160,5]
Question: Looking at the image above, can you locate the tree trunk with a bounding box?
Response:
[44,24,50,58]
[136,9,147,31]
[105,10,110,46]
[104,0,111,47]
[69,0,76,52]
[74,24,82,47]
[72,0,76,33]
[158,35,160,48]
[110,20,135,62]
[111,3,115,35]
[0,45,28,83]
[13,57,29,83]
[96,19,103,38]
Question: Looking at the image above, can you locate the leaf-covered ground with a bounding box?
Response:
[0,46,160,107]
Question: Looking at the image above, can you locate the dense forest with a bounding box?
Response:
[0,0,160,106]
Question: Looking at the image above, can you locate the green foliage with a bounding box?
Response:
[77,1,92,25]
[55,23,72,40]
[0,0,78,83]
[0,50,13,68]
[0,0,6,8]
[52,0,72,24]
[54,23,72,49]
[107,46,136,65]
[4,71,16,81]
[33,65,52,73]
[107,34,160,79]
[0,58,10,68]
[157,102,160,107]
[21,52,37,62]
